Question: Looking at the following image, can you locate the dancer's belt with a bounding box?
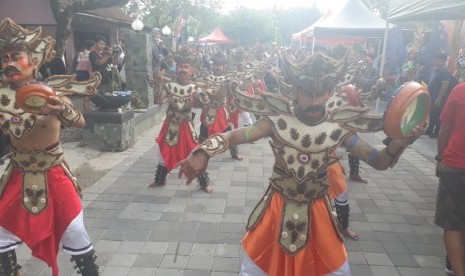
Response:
[0,143,70,214]
[245,166,341,255]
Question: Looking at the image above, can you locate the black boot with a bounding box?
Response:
[334,202,358,240]
[229,145,242,161]
[150,163,168,187]
[70,249,100,276]
[335,203,350,230]
[349,155,367,183]
[199,123,208,144]
[0,250,21,276]
[198,172,212,194]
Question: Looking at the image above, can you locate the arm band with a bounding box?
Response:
[192,134,229,157]
[58,102,81,127]
[385,144,405,167]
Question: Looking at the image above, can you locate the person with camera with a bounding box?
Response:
[89,35,112,86]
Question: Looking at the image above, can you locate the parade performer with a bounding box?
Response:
[227,47,254,130]
[198,51,242,161]
[178,47,425,275]
[0,18,101,276]
[149,46,213,193]
[454,48,465,83]
[325,84,369,241]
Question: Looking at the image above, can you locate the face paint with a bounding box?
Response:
[1,51,36,85]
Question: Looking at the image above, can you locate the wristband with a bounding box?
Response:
[385,146,398,158]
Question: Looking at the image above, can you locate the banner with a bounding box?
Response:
[174,13,186,39]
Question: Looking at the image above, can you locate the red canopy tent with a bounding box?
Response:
[199,27,234,44]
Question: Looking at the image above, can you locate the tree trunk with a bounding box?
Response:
[54,8,74,58]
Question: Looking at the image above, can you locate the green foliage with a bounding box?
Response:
[219,6,320,46]
[275,6,321,45]
[124,0,222,38]
[221,8,274,44]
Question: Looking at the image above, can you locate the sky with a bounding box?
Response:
[221,0,347,13]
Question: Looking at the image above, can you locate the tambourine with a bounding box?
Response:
[15,82,56,114]
[384,81,431,138]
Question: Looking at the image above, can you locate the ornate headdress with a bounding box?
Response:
[0,18,55,71]
[279,46,355,95]
[175,46,201,69]
[211,51,228,65]
[231,47,249,63]
[457,48,465,68]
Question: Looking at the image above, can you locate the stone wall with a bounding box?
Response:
[124,32,154,108]
[83,110,135,152]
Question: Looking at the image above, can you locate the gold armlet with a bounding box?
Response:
[58,102,81,127]
[192,134,229,157]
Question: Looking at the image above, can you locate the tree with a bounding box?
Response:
[221,8,274,44]
[274,6,321,46]
[124,0,222,38]
[50,0,130,57]
[218,6,320,46]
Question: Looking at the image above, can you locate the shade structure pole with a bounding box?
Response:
[312,36,315,54]
[375,21,389,113]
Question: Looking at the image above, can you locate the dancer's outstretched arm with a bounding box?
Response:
[177,118,273,183]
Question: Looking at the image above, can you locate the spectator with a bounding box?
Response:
[49,50,67,75]
[114,39,126,89]
[151,28,163,70]
[89,35,114,93]
[75,39,94,81]
[434,82,465,276]
[425,53,458,138]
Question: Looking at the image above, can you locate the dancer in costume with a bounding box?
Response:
[178,47,425,275]
[149,46,213,193]
[0,18,101,276]
[325,84,369,241]
[198,51,242,161]
[454,48,465,83]
[227,47,254,129]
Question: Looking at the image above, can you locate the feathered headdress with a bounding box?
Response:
[211,51,228,65]
[0,18,55,71]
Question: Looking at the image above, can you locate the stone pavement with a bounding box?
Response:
[3,114,447,276]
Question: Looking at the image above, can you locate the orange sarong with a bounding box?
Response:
[242,162,348,276]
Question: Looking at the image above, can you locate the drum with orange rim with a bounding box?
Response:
[15,82,55,114]
[383,81,431,138]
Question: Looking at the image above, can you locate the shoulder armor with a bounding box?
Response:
[329,106,383,132]
[45,72,100,96]
[229,81,292,116]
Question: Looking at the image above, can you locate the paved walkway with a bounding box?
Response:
[5,114,447,276]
